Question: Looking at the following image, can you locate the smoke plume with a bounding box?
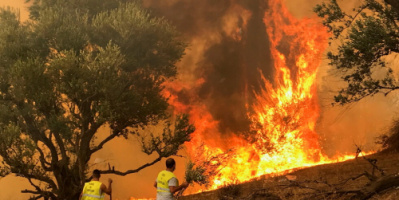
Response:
[144,0,275,135]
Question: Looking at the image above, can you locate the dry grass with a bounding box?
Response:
[180,152,399,200]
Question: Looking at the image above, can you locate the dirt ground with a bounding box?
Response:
[179,151,399,200]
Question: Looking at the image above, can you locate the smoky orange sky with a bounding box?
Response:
[0,0,398,199]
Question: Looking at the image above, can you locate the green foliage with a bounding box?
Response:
[34,5,90,51]
[91,2,185,74]
[140,115,194,157]
[314,0,399,104]
[314,0,346,38]
[27,0,129,20]
[185,161,208,185]
[0,1,191,199]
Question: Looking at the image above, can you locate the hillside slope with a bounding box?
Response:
[180,152,399,200]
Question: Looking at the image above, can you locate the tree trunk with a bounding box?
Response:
[54,165,82,200]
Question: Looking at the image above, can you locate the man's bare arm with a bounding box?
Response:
[169,182,188,194]
[101,179,113,195]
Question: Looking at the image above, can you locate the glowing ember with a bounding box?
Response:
[162,0,370,193]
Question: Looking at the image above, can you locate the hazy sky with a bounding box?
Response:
[0,0,30,21]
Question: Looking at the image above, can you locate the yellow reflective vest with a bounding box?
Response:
[156,170,178,194]
[81,181,105,200]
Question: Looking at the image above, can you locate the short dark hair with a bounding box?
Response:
[166,158,175,169]
[93,169,101,178]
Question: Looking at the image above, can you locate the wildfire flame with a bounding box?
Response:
[160,0,368,194]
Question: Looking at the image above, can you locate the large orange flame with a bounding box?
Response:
[161,0,366,193]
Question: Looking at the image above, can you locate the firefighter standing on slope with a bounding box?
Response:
[80,169,112,200]
[154,158,189,200]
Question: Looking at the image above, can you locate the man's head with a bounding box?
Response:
[92,169,101,179]
[166,158,176,171]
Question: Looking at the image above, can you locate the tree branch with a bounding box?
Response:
[356,146,385,176]
[334,171,376,186]
[12,99,59,165]
[100,156,163,176]
[51,130,68,163]
[22,173,58,192]
[90,129,121,154]
[26,177,42,195]
[21,189,41,195]
[78,121,104,164]
[21,190,46,200]
[344,3,369,27]
[36,147,52,171]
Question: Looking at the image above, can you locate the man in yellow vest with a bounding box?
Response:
[154,158,188,200]
[80,169,112,200]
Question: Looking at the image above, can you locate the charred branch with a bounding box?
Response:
[338,171,377,185]
[356,146,385,176]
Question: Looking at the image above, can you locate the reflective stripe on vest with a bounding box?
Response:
[81,181,104,200]
[156,170,177,193]
[82,193,105,199]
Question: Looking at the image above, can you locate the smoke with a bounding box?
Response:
[144,0,274,135]
[142,0,399,160]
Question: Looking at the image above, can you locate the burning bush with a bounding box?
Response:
[185,161,209,186]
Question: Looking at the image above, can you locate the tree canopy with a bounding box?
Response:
[0,0,194,199]
[314,0,399,104]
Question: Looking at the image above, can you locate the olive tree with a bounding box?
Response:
[314,0,399,104]
[0,1,194,199]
